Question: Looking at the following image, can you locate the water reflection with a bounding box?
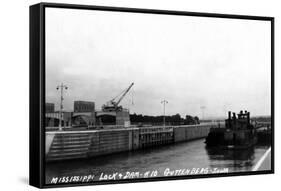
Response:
[206,144,269,172]
[206,146,255,171]
[45,139,269,184]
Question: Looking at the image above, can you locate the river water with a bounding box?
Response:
[45,138,270,184]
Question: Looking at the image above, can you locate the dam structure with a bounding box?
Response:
[46,124,214,162]
[45,83,219,162]
[45,82,271,176]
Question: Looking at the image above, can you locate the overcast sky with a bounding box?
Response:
[45,8,271,118]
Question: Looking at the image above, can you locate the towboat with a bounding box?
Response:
[205,110,257,149]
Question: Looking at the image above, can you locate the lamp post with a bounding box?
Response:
[57,83,68,130]
[161,100,168,127]
[200,106,206,121]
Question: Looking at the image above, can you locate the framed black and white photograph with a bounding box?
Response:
[29,2,274,188]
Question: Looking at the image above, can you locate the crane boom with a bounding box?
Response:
[102,82,134,112]
[115,82,134,106]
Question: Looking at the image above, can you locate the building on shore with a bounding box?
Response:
[74,101,95,112]
[45,100,132,129]
[45,101,96,128]
[72,101,96,127]
[45,103,55,113]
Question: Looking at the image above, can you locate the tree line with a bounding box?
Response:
[130,113,200,126]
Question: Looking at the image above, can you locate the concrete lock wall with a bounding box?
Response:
[173,124,212,143]
[87,129,133,157]
[46,125,213,162]
[139,127,174,148]
[46,128,137,162]
[46,132,92,161]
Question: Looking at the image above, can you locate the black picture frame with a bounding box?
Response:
[30,2,274,188]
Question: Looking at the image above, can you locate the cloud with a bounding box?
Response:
[45,8,271,118]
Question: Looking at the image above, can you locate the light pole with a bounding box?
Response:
[57,83,68,130]
[200,106,206,121]
[161,100,168,126]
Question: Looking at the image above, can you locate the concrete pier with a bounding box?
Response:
[46,124,214,162]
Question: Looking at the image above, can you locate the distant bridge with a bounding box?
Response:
[45,111,95,127]
[46,111,95,120]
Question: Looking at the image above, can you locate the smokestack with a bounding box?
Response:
[227,111,231,129]
[247,112,250,124]
[233,112,236,124]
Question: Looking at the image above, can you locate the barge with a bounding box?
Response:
[205,111,257,149]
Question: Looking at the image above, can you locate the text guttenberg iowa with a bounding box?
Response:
[50,167,228,184]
